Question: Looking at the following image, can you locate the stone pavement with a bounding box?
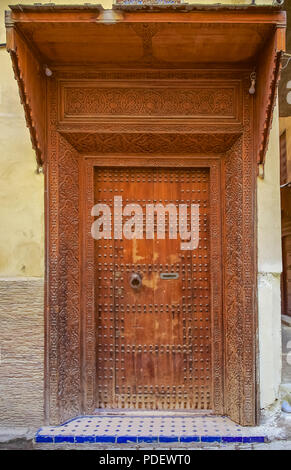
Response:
[0,407,290,450]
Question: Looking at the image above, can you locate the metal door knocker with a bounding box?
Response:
[130,273,142,290]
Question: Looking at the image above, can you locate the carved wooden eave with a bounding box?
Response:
[5,11,45,167]
[5,5,286,169]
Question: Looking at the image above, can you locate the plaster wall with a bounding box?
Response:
[258,103,283,410]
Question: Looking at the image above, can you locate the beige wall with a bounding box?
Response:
[0,0,283,427]
[257,103,283,409]
[0,279,44,427]
[0,50,44,277]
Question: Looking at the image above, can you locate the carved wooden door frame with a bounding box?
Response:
[44,72,257,426]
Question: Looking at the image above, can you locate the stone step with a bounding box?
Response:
[35,415,266,444]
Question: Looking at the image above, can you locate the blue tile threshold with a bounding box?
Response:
[35,414,267,444]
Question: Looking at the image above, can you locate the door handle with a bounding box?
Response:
[130,273,142,290]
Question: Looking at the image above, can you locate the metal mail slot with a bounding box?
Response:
[160,273,179,280]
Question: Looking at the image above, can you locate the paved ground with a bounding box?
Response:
[1,438,291,450]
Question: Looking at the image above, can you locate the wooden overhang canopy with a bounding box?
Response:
[5,4,286,169]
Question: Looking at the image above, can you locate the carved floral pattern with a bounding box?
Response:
[46,80,82,424]
[64,87,235,117]
[223,80,256,425]
[63,132,239,155]
[57,135,81,422]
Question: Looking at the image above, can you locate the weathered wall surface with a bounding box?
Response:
[0,0,45,427]
[0,279,44,427]
[258,103,282,410]
[0,0,283,427]
[0,50,44,278]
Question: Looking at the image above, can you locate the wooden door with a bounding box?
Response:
[94,166,211,410]
[282,235,291,317]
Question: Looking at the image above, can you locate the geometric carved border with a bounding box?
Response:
[45,78,82,424]
[60,81,239,122]
[62,132,241,156]
[45,74,257,426]
[223,81,257,426]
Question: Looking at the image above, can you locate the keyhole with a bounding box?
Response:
[130,273,142,289]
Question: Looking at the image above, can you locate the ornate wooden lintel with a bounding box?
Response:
[5,7,286,168]
[60,132,241,155]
